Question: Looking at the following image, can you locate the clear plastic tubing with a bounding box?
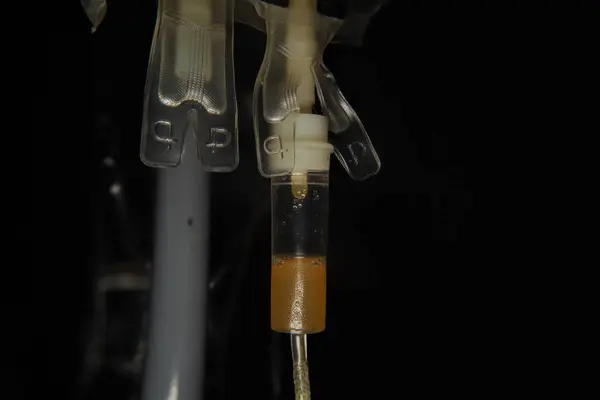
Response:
[271,172,329,334]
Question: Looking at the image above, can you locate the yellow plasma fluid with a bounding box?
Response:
[271,255,326,334]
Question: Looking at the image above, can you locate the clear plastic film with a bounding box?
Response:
[234,0,384,46]
[79,0,384,39]
[249,0,381,180]
[80,0,107,32]
[141,0,239,171]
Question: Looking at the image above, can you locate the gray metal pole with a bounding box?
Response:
[142,139,208,400]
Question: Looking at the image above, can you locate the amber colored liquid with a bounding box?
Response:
[271,255,326,334]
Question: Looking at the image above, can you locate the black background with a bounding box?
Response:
[42,0,559,398]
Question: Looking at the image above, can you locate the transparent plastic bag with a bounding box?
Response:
[248,0,381,179]
[140,0,239,171]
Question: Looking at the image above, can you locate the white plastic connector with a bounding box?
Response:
[291,114,333,172]
[271,114,333,173]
